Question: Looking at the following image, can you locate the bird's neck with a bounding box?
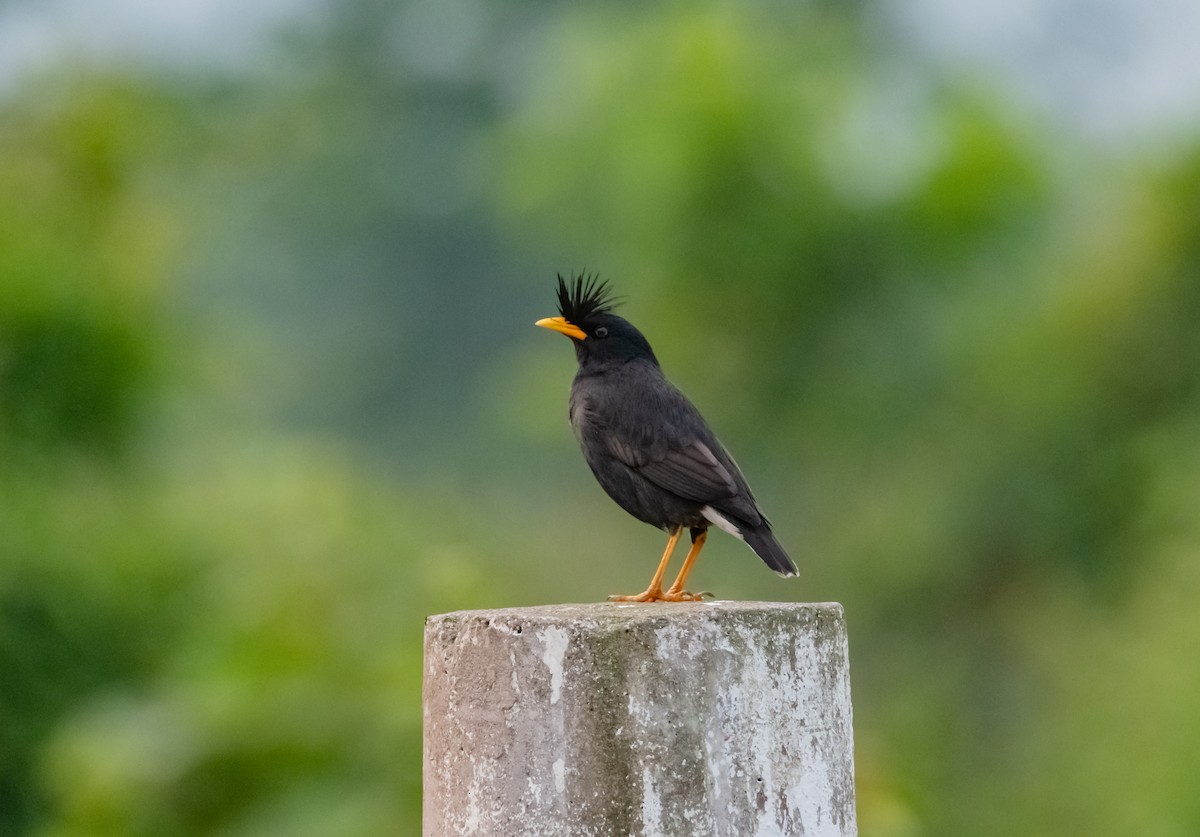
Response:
[575,354,661,381]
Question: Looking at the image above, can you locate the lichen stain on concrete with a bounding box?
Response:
[704,725,724,801]
[498,645,523,705]
[539,626,570,705]
[652,618,722,661]
[641,765,664,836]
[463,756,495,835]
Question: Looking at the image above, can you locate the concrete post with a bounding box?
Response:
[423,601,855,837]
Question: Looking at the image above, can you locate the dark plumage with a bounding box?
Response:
[536,273,797,602]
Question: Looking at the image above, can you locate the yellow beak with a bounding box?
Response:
[535,316,587,341]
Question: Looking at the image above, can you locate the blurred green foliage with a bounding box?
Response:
[2,0,1199,835]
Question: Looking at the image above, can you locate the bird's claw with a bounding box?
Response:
[661,589,705,602]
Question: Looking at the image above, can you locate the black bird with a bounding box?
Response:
[536,273,797,602]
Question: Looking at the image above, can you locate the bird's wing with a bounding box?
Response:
[582,365,760,516]
[605,435,738,504]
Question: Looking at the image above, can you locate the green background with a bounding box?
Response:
[3,1,1199,834]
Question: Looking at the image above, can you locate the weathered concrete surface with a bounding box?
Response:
[423,602,855,836]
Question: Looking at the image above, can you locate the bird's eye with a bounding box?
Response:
[594,326,608,338]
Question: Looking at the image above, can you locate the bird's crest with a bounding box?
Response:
[556,272,617,325]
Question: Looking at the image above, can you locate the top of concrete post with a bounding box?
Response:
[430,599,843,622]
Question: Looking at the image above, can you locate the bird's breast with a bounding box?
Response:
[567,387,589,440]
[568,373,610,434]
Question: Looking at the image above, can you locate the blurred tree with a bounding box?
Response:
[174,0,547,472]
[0,71,504,835]
[0,82,172,457]
[0,77,179,832]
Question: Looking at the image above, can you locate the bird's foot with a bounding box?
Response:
[607,588,711,603]
[607,588,665,603]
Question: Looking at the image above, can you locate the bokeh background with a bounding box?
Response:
[3,0,1200,834]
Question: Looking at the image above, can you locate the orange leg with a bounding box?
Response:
[608,528,681,603]
[662,530,707,602]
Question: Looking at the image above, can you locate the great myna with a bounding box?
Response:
[536,273,797,602]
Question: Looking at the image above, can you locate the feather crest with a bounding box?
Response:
[556,272,617,325]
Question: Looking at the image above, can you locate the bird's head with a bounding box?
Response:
[536,273,658,368]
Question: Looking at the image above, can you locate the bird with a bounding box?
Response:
[536,273,797,602]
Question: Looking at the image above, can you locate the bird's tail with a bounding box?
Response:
[743,525,798,578]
